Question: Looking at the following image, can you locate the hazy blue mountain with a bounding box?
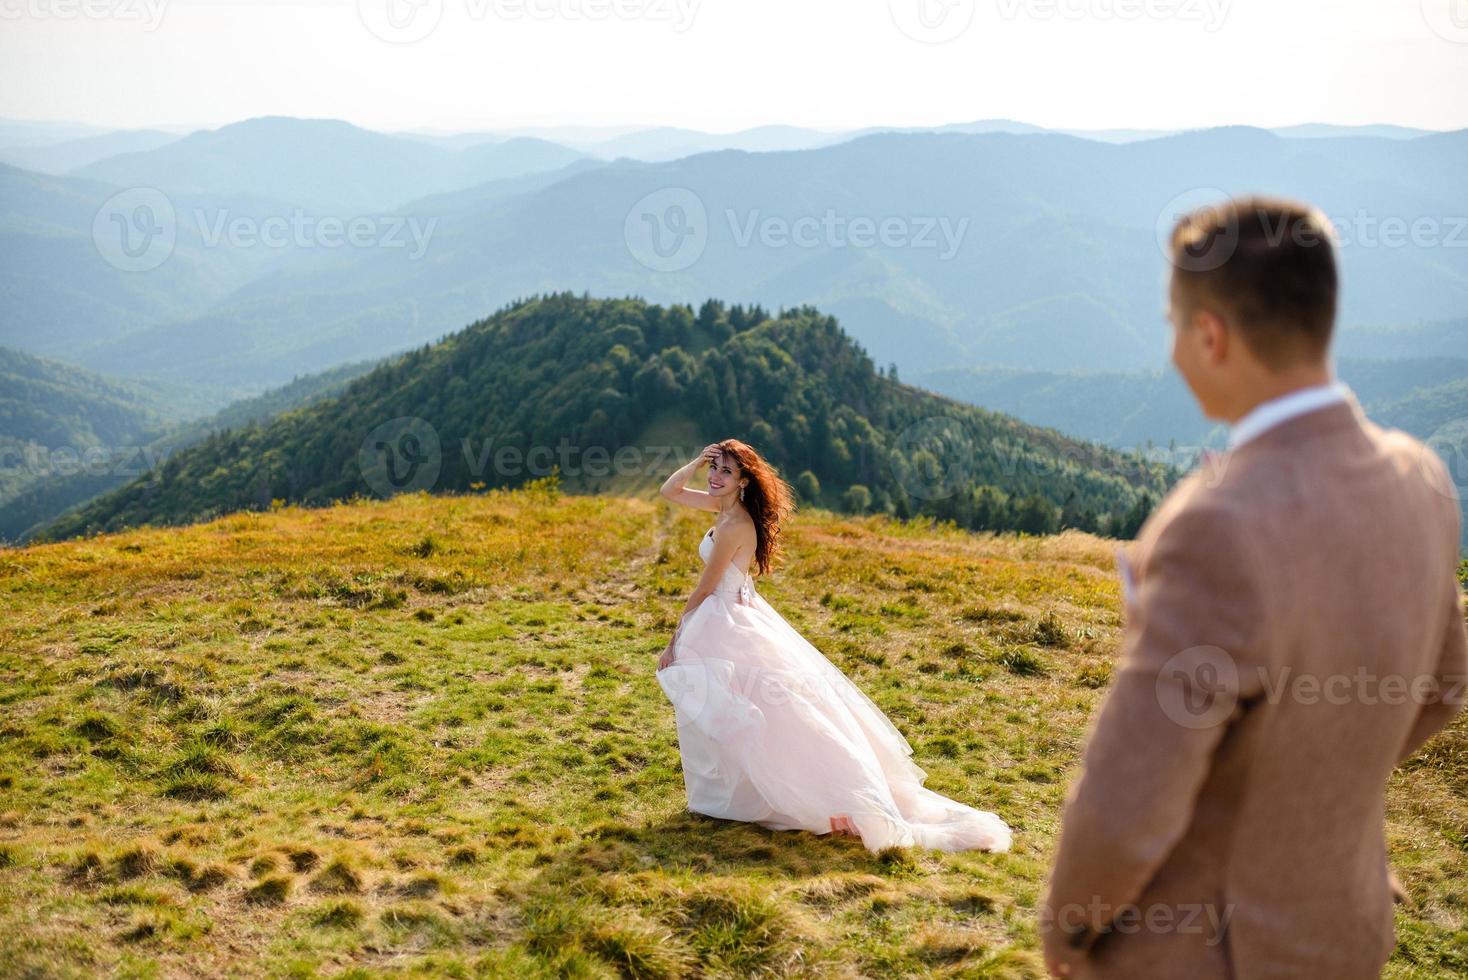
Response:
[567,125,852,161]
[0,163,358,356]
[398,118,1169,162]
[1374,379,1468,438]
[55,126,1468,388]
[0,353,379,542]
[391,130,506,149]
[455,137,591,185]
[0,129,180,174]
[404,159,606,216]
[0,346,201,538]
[1336,317,1468,361]
[1272,124,1433,140]
[845,118,1176,143]
[0,345,194,447]
[911,354,1468,452]
[76,116,587,212]
[468,124,652,145]
[415,119,1174,159]
[908,364,1212,451]
[392,120,1441,159]
[0,118,111,148]
[911,352,1468,545]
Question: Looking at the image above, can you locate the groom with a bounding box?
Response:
[1040,196,1467,979]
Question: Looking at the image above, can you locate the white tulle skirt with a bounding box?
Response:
[656,583,1012,854]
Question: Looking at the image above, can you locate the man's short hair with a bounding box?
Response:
[1169,195,1339,366]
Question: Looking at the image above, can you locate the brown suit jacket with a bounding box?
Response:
[1041,397,1467,979]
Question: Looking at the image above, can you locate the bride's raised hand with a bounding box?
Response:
[699,444,722,467]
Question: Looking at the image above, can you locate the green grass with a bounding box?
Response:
[0,484,1464,977]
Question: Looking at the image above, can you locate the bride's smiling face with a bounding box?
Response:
[707,451,747,501]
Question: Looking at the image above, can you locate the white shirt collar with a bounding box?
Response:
[1227,381,1353,450]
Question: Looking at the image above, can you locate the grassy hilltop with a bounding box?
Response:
[1,484,1465,978]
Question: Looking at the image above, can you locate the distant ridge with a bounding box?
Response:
[37,294,1171,542]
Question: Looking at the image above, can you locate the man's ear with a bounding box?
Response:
[1196,308,1230,367]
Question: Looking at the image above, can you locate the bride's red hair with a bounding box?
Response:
[717,438,795,577]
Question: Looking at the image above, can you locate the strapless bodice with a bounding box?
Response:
[700,526,755,603]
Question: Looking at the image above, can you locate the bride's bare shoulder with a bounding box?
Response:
[727,513,759,548]
[712,512,758,544]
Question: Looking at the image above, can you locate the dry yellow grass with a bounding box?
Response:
[0,481,1462,977]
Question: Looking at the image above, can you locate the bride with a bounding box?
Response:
[655,440,1012,854]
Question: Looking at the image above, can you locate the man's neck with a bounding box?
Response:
[1223,363,1335,425]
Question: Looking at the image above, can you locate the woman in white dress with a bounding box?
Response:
[655,440,1012,854]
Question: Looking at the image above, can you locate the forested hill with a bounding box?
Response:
[37,294,1171,541]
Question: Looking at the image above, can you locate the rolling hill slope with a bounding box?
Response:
[35,294,1171,542]
[0,354,380,543]
[1,489,1463,976]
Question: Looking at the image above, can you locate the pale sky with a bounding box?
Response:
[2,0,1465,134]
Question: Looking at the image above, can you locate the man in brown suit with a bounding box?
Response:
[1041,196,1468,979]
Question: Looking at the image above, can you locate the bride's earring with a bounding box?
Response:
[739,484,745,501]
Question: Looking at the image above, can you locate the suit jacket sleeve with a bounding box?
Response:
[1041,499,1267,960]
[1396,515,1467,765]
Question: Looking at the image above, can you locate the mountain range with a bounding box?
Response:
[4,118,1464,392]
[4,115,1436,176]
[2,114,1464,547]
[910,320,1468,450]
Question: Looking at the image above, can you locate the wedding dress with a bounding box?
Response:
[656,524,1012,853]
